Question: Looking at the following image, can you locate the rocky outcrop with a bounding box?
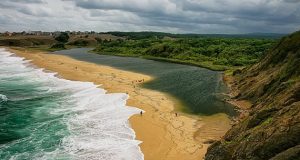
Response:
[205,31,300,160]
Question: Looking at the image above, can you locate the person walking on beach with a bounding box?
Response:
[140,111,143,116]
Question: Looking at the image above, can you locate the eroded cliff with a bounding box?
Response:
[205,31,300,160]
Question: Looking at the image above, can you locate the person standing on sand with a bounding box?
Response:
[140,111,143,116]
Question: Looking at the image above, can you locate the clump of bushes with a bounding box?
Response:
[55,32,69,43]
[50,42,65,49]
[50,32,70,49]
[67,39,89,46]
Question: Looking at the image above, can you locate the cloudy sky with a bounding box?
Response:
[0,0,299,34]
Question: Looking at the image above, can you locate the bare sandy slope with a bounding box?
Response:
[9,48,231,160]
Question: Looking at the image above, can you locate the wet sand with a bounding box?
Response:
[9,47,232,160]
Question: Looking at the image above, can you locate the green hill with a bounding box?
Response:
[205,31,300,159]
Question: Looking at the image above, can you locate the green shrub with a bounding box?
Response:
[50,43,65,49]
[55,32,69,43]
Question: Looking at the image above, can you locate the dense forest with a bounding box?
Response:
[106,31,285,39]
[93,35,277,70]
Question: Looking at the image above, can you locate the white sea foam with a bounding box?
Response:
[0,48,144,160]
[0,94,8,102]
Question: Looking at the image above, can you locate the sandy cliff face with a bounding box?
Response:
[205,31,300,160]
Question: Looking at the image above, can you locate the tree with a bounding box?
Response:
[55,32,69,43]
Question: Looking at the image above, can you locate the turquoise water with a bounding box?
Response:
[0,49,143,160]
[55,48,235,116]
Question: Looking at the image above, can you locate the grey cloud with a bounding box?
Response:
[284,0,300,3]
[0,0,44,6]
[71,0,300,33]
[0,0,50,16]
[12,0,44,3]
[73,0,173,17]
[173,0,300,24]
[0,0,299,33]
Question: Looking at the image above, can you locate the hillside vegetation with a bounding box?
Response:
[107,31,285,39]
[0,36,56,47]
[0,33,123,51]
[93,36,276,70]
[205,31,300,160]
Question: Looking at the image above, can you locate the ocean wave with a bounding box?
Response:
[0,94,8,102]
[0,48,144,160]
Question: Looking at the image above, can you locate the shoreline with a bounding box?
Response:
[223,74,253,121]
[8,47,232,160]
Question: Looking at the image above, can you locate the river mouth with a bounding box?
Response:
[54,48,236,116]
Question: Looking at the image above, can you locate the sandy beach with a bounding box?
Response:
[9,47,232,160]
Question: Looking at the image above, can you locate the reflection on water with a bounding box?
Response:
[54,48,235,116]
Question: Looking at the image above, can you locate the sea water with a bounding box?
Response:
[0,48,143,160]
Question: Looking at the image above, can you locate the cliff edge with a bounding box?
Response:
[205,31,300,160]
